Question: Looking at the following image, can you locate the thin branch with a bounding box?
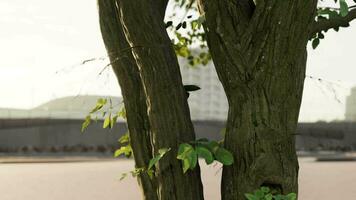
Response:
[310,8,356,36]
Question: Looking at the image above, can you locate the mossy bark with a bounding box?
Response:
[99,0,204,200]
[198,0,318,199]
[98,1,158,200]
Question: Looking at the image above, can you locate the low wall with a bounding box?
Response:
[0,119,355,153]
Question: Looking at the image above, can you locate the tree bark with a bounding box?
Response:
[198,0,317,199]
[98,1,158,200]
[116,0,204,199]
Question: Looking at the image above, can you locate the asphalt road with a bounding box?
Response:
[0,158,355,200]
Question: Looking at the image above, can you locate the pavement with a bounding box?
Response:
[0,157,355,200]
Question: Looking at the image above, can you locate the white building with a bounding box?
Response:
[345,87,356,121]
[179,59,228,121]
[0,60,229,122]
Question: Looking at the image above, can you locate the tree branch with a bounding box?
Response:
[310,8,356,36]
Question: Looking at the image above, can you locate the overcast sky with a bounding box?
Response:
[0,0,355,122]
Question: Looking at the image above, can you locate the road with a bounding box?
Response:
[0,158,355,200]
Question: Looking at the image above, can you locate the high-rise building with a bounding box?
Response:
[345,86,356,121]
[179,59,228,121]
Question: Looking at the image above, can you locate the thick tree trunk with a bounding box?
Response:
[220,50,307,199]
[198,0,318,199]
[115,0,205,199]
[98,1,158,199]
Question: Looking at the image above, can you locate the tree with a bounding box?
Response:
[97,0,356,199]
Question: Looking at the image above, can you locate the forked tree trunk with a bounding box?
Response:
[98,0,350,199]
[198,0,317,199]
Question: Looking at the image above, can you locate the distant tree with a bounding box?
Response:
[97,0,356,199]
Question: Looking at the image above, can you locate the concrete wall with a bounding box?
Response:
[0,119,125,152]
[1,119,356,153]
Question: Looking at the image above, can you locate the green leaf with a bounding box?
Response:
[273,195,284,200]
[148,156,161,170]
[114,145,132,157]
[111,115,118,128]
[182,157,191,173]
[265,193,273,200]
[244,193,258,200]
[103,115,111,128]
[179,149,197,173]
[131,168,145,177]
[286,193,297,200]
[177,143,194,159]
[184,85,201,92]
[118,106,126,119]
[177,143,197,173]
[146,169,154,179]
[118,132,130,144]
[182,21,187,29]
[90,98,107,113]
[165,21,173,28]
[254,190,264,198]
[176,23,182,30]
[148,148,171,170]
[174,45,190,57]
[188,150,198,170]
[206,141,220,153]
[214,147,234,165]
[195,145,214,164]
[191,20,199,30]
[312,38,320,49]
[158,148,171,155]
[261,186,270,194]
[81,115,91,132]
[339,0,349,17]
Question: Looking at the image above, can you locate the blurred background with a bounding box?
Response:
[1,0,356,200]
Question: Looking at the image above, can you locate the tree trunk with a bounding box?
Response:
[98,1,158,199]
[115,0,205,199]
[220,50,307,199]
[198,0,317,199]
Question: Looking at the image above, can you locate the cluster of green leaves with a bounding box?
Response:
[166,1,211,67]
[81,98,131,158]
[312,0,354,49]
[177,138,233,173]
[114,132,133,158]
[245,187,296,200]
[120,148,171,180]
[81,98,125,132]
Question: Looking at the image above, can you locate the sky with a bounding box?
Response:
[0,0,355,122]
